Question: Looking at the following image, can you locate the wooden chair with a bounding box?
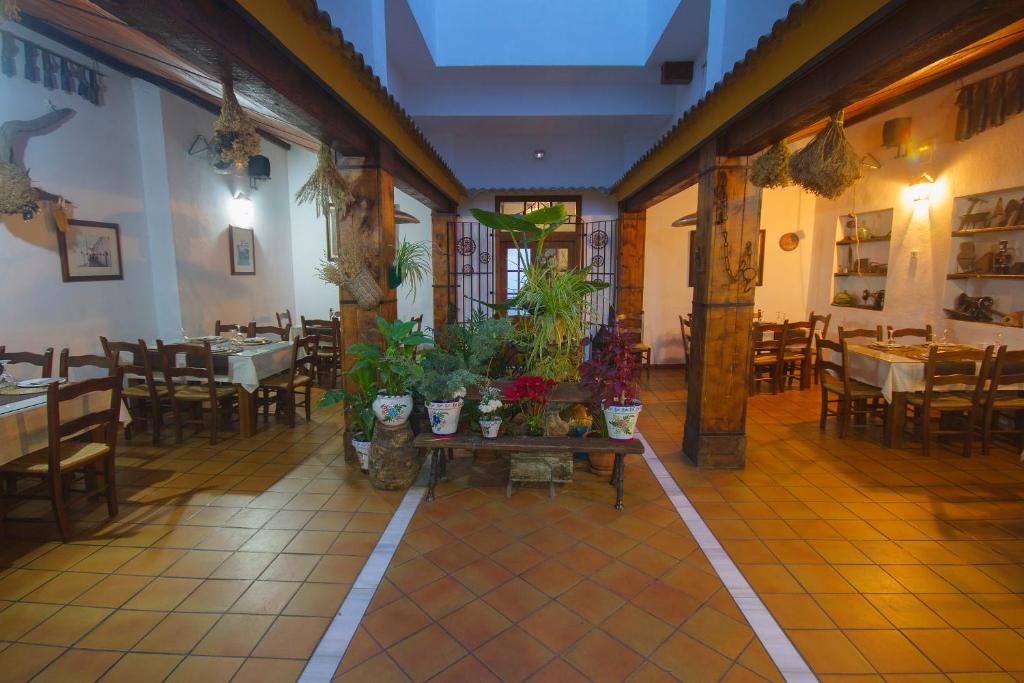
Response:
[809,311,832,386]
[816,335,886,438]
[616,312,652,379]
[679,315,692,381]
[58,349,109,380]
[252,324,291,341]
[906,345,993,458]
[302,317,342,388]
[0,370,123,541]
[886,324,934,343]
[158,341,237,445]
[258,335,318,427]
[837,326,883,342]
[101,337,169,445]
[214,321,255,338]
[0,346,54,378]
[750,322,785,394]
[276,309,293,328]
[982,347,1024,455]
[781,321,814,390]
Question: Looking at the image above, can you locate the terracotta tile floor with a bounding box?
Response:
[0,399,401,682]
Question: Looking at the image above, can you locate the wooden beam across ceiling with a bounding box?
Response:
[617,0,1024,213]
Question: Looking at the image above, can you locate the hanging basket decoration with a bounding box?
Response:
[0,161,34,217]
[295,143,353,219]
[212,79,260,169]
[316,252,382,311]
[1,1,20,23]
[789,111,861,200]
[750,141,791,189]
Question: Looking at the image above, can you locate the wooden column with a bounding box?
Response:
[683,142,761,469]
[616,210,646,318]
[337,159,397,389]
[431,212,457,330]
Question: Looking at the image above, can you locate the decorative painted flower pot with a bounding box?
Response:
[352,438,371,473]
[372,393,413,426]
[479,416,502,439]
[427,398,464,436]
[603,401,642,440]
[584,431,615,475]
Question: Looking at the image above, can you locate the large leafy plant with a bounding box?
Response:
[469,204,608,381]
[580,327,640,408]
[433,311,514,377]
[411,347,480,403]
[348,317,428,395]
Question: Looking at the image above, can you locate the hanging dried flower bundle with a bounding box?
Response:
[0,162,33,217]
[295,143,353,218]
[213,79,260,168]
[315,252,382,310]
[1,1,20,23]
[750,141,791,189]
[789,111,861,199]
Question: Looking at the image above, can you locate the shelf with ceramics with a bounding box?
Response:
[832,208,893,311]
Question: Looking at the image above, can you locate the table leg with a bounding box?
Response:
[614,453,625,511]
[236,385,257,438]
[426,449,439,502]
[885,392,907,448]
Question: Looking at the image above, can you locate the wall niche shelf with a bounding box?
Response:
[944,186,1024,328]
[831,208,893,311]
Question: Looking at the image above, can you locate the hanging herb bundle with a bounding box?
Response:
[750,141,791,189]
[789,111,861,199]
[213,79,260,167]
[1,1,20,23]
[0,161,33,217]
[295,143,353,218]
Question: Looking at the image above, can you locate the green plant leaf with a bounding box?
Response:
[469,208,541,235]
[523,204,566,225]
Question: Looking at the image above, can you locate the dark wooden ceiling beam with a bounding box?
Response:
[619,154,699,213]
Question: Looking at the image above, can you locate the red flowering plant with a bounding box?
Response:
[504,375,557,436]
[580,328,641,409]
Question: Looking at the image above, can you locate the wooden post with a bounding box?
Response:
[337,159,397,389]
[431,212,457,329]
[616,209,646,318]
[683,141,761,469]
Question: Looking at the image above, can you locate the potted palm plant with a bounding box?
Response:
[580,327,642,441]
[348,317,427,426]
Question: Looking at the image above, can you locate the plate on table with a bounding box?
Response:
[16,378,66,388]
[242,337,270,345]
[869,342,901,350]
[191,335,223,343]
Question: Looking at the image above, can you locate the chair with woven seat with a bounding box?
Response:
[780,320,815,390]
[816,335,886,438]
[906,345,993,458]
[982,347,1024,455]
[258,334,318,427]
[101,337,168,444]
[214,320,254,338]
[302,316,342,388]
[58,349,109,380]
[750,322,786,394]
[616,312,651,379]
[158,341,238,445]
[808,311,832,385]
[838,326,883,342]
[886,324,934,343]
[0,346,54,379]
[252,323,291,341]
[0,370,123,541]
[679,315,692,381]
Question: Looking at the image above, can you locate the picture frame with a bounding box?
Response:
[325,211,338,261]
[687,229,765,287]
[229,225,256,275]
[57,219,124,282]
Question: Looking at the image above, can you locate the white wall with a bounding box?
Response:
[395,187,434,329]
[288,146,339,323]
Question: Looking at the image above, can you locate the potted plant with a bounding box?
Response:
[411,345,481,437]
[348,317,427,426]
[319,364,375,473]
[477,384,504,438]
[580,327,642,441]
[504,376,557,436]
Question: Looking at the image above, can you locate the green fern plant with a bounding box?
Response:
[390,239,431,299]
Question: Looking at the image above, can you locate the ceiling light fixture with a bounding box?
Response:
[533,149,545,160]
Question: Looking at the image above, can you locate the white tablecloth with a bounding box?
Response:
[846,344,1005,402]
[141,341,294,394]
[0,392,131,467]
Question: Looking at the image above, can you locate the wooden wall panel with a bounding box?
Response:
[616,210,646,317]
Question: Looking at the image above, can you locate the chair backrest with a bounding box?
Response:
[215,321,255,337]
[751,322,786,363]
[101,337,157,385]
[782,321,814,355]
[302,317,341,350]
[59,349,110,380]
[922,345,993,406]
[46,369,123,469]
[252,324,291,341]
[276,309,293,328]
[886,324,934,343]
[411,315,424,332]
[809,311,832,340]
[616,312,643,344]
[988,346,1024,395]
[157,341,217,397]
[752,321,784,343]
[679,315,692,361]
[838,326,882,342]
[0,346,54,378]
[288,334,320,388]
[815,334,847,388]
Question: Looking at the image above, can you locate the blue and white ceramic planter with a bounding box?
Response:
[603,401,642,440]
[479,416,502,439]
[352,438,371,472]
[372,393,413,426]
[427,398,464,436]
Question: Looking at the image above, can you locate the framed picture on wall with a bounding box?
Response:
[325,212,338,261]
[57,219,124,282]
[687,229,766,287]
[229,225,256,275]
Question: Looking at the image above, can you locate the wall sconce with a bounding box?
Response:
[533,149,545,160]
[229,192,255,227]
[910,173,935,202]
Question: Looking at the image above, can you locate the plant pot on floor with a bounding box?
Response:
[351,437,370,474]
[369,421,421,490]
[372,393,413,426]
[603,401,643,440]
[584,431,615,476]
[427,398,464,436]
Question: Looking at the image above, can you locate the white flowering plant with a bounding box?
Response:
[477,384,503,416]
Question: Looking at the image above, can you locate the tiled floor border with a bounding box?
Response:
[636,433,818,683]
[298,463,430,682]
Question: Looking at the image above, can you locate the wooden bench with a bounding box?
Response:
[412,433,644,510]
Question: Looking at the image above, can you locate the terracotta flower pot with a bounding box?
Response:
[585,432,615,476]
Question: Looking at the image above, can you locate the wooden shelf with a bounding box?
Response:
[946,273,1024,280]
[952,225,1024,236]
[942,313,1022,328]
[832,303,885,311]
[834,272,887,277]
[836,235,891,245]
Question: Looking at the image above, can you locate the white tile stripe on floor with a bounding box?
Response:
[636,432,818,683]
[298,462,430,683]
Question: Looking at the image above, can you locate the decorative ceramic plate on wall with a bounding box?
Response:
[779,232,800,251]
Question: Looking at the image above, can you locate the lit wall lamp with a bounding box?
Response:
[230,192,255,227]
[910,173,935,202]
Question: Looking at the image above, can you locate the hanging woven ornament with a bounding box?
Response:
[750,141,791,189]
[0,161,33,217]
[1,1,20,23]
[212,78,260,168]
[789,111,861,199]
[315,252,382,310]
[295,143,353,218]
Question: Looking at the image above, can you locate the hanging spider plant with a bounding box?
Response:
[388,239,431,298]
